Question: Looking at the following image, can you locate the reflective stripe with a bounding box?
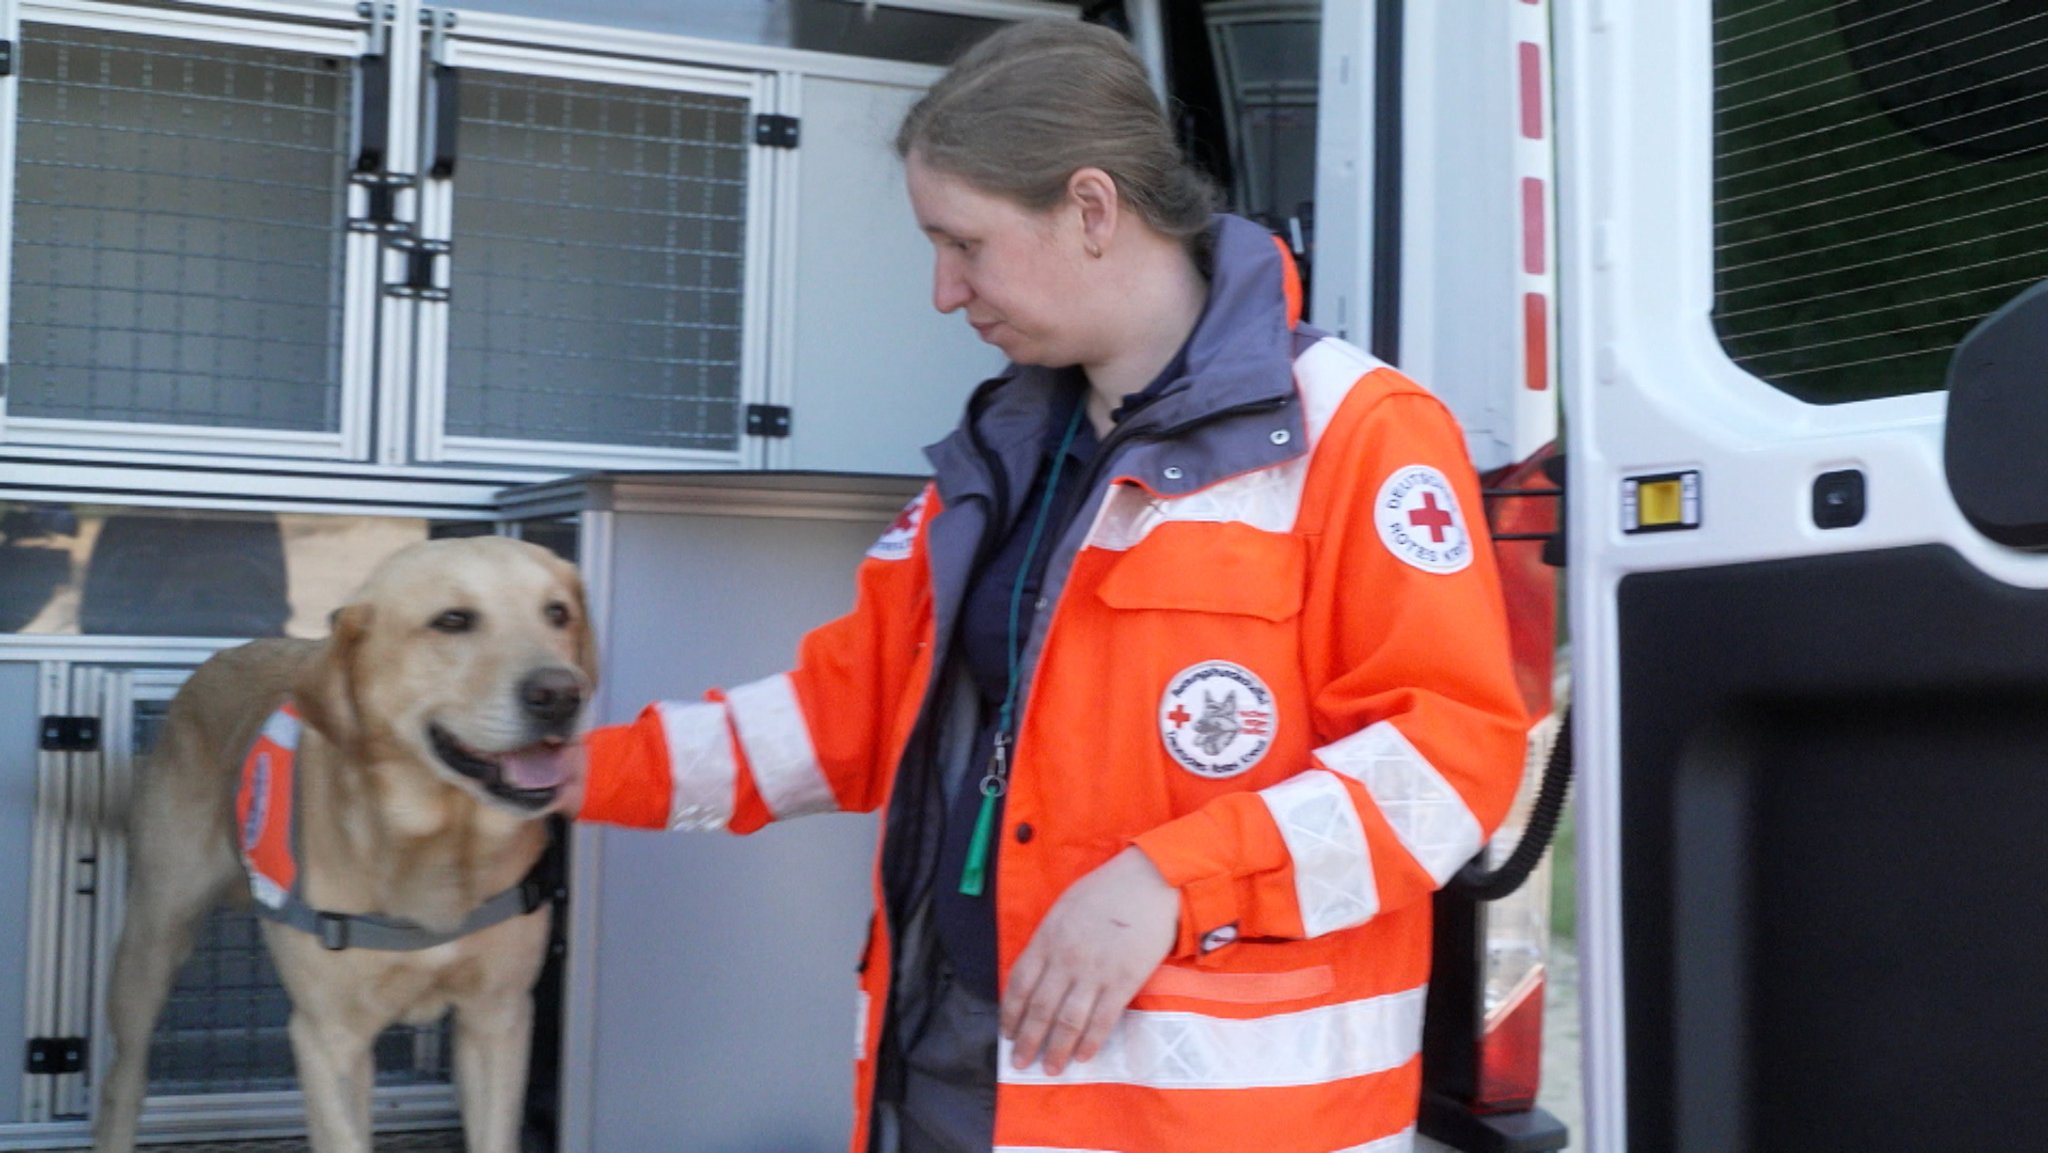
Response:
[1337,1127,1416,1153]
[726,674,835,819]
[1088,459,1309,551]
[261,708,301,750]
[994,1148,1116,1153]
[999,986,1425,1090]
[1319,721,1484,885]
[1292,336,1386,441]
[1084,335,1380,552]
[855,989,871,1061]
[655,700,736,831]
[1261,770,1377,937]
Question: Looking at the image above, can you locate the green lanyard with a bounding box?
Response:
[958,401,1088,897]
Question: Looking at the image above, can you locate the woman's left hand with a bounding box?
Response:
[1000,846,1179,1075]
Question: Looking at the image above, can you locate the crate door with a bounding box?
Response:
[411,37,771,470]
[2,6,380,459]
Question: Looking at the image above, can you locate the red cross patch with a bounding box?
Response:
[866,489,930,562]
[1374,465,1473,574]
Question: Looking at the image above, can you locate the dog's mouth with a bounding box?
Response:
[428,724,574,812]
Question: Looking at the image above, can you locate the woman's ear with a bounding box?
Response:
[294,603,369,751]
[1067,166,1120,257]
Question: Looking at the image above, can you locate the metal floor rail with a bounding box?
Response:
[139,1133,463,1152]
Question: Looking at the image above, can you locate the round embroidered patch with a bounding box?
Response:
[866,489,929,562]
[1375,464,1473,574]
[1159,661,1277,779]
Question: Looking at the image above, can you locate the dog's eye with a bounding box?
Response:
[545,601,572,628]
[431,609,476,634]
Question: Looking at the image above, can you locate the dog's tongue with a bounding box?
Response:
[498,745,573,790]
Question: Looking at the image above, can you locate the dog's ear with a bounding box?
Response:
[542,551,600,689]
[295,602,371,750]
[569,572,600,690]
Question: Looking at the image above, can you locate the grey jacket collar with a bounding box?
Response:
[925,213,1308,514]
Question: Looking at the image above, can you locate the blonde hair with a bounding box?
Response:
[896,21,1217,258]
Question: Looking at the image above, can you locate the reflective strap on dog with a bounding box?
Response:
[258,849,559,951]
[238,700,564,951]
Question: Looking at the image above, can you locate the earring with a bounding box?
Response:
[1086,242,1102,258]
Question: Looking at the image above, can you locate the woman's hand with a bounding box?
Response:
[1000,846,1178,1075]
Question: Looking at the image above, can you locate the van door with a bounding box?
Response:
[1559,2,2048,1149]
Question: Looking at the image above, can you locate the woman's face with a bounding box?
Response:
[905,154,1097,368]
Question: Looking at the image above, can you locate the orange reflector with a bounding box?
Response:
[1476,967,1546,1113]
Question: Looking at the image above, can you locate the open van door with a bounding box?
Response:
[1559,2,2048,1149]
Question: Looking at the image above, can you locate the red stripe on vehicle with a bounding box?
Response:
[1523,293,1549,392]
[1519,42,1543,139]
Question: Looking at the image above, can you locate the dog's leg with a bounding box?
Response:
[92,835,236,1152]
[288,1009,377,1153]
[453,992,535,1153]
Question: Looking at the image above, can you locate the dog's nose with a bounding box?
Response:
[519,668,585,724]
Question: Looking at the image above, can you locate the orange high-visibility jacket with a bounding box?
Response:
[580,215,1531,1153]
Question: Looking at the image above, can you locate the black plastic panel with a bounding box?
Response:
[1944,279,2048,547]
[1619,546,2048,1151]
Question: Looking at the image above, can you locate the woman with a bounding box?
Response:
[576,19,1529,1153]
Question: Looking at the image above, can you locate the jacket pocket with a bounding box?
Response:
[1135,961,1336,1007]
[1095,521,1306,621]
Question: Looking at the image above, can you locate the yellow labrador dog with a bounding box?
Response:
[93,536,593,1153]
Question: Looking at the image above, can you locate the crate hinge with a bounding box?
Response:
[39,716,99,752]
[385,235,451,301]
[746,404,792,438]
[25,1038,86,1076]
[754,114,800,149]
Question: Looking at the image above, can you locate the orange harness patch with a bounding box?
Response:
[232,701,557,951]
[235,703,302,911]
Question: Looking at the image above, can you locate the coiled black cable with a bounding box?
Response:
[1448,704,1573,901]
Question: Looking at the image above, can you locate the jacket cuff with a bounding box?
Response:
[577,713,673,828]
[1133,811,1248,962]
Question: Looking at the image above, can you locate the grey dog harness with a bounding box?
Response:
[237,702,558,951]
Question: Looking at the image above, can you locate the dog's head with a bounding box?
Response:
[295,536,596,816]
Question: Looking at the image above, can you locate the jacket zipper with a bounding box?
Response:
[871,395,1010,1150]
[866,388,1289,1148]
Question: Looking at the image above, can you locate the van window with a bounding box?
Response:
[1713,1,2048,403]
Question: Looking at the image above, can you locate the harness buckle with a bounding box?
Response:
[316,912,351,951]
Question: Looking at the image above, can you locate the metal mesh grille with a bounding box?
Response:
[10,23,350,430]
[444,70,751,452]
[1713,0,2048,403]
[130,701,454,1098]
